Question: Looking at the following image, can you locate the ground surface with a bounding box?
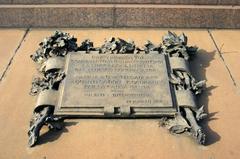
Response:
[0,28,239,159]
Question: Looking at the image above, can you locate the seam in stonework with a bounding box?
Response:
[207,29,237,86]
[0,28,30,82]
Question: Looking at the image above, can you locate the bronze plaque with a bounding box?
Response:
[55,52,177,117]
[29,32,206,147]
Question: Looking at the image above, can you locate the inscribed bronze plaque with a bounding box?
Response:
[55,52,177,117]
[29,32,206,147]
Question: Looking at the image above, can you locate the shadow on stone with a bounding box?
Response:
[190,49,221,145]
[37,121,78,146]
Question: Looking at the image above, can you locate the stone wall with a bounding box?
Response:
[0,1,239,28]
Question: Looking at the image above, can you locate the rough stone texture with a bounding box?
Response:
[0,29,240,159]
[211,30,240,88]
[0,6,114,27]
[0,5,239,28]
[115,5,240,28]
[232,9,240,28]
[218,0,240,5]
[0,29,25,79]
[1,0,239,5]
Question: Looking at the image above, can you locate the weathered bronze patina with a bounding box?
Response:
[28,31,207,147]
[56,53,177,117]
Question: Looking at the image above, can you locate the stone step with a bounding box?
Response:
[0,4,239,28]
[0,0,239,5]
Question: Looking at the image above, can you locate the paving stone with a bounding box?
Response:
[0,29,239,159]
[211,30,240,88]
[0,29,25,79]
